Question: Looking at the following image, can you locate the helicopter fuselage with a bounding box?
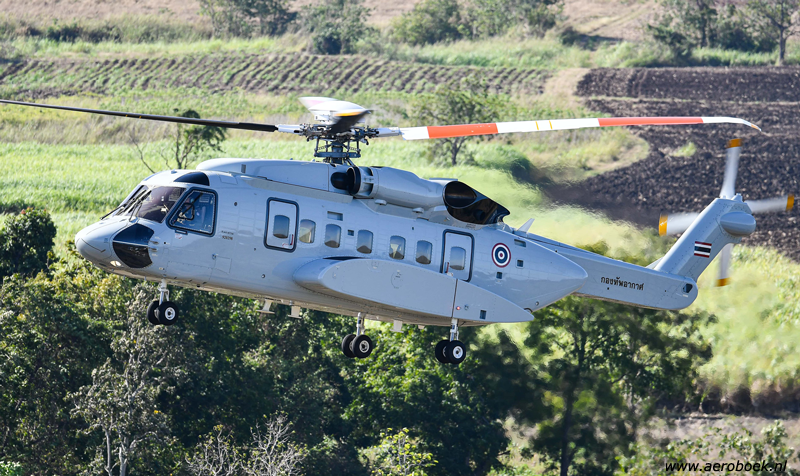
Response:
[75,159,591,327]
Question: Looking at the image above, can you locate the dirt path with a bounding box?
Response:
[557,67,800,260]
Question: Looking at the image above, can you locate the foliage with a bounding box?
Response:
[70,290,186,476]
[0,15,211,44]
[617,421,800,475]
[745,0,800,64]
[411,76,507,165]
[523,296,713,476]
[0,462,21,476]
[199,0,294,37]
[0,208,56,281]
[391,0,467,46]
[648,0,778,59]
[368,428,436,476]
[392,0,561,45]
[187,416,306,475]
[345,326,545,476]
[464,0,562,39]
[130,109,227,172]
[302,0,373,54]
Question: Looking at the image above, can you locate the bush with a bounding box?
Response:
[302,0,372,54]
[0,208,56,281]
[392,0,466,45]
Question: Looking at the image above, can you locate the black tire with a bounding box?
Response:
[352,335,374,359]
[146,300,160,325]
[435,340,449,363]
[446,340,466,365]
[157,301,179,326]
[341,334,356,358]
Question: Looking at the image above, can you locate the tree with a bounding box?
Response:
[187,416,306,476]
[745,0,800,64]
[369,428,435,476]
[199,0,294,37]
[0,208,56,281]
[465,0,562,38]
[0,270,109,475]
[302,0,372,54]
[129,109,227,172]
[344,325,545,476]
[391,0,466,45]
[524,296,712,476]
[70,290,186,476]
[412,76,506,165]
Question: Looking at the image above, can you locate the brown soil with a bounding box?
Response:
[557,67,800,259]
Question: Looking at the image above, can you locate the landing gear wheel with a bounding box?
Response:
[146,300,160,325]
[341,334,356,358]
[352,335,374,359]
[157,301,179,326]
[446,340,466,365]
[435,340,449,363]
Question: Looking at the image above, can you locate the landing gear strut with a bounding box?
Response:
[146,279,180,326]
[341,312,374,359]
[435,318,466,365]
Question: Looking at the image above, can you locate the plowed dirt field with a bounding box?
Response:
[562,67,800,259]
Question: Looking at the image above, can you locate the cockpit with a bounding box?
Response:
[106,185,185,223]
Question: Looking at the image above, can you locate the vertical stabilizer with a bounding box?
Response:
[654,198,755,280]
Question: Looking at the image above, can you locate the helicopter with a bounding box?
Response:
[0,96,791,365]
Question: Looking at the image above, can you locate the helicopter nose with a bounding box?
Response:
[75,224,113,261]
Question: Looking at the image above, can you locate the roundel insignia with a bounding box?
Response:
[492,243,511,268]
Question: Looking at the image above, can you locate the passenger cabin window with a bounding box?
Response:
[272,215,290,239]
[357,230,373,254]
[450,247,466,271]
[389,236,406,260]
[325,224,341,248]
[298,220,316,243]
[416,240,433,265]
[169,190,215,234]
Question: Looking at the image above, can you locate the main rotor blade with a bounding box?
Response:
[399,116,760,140]
[720,138,741,199]
[745,195,795,214]
[0,99,279,133]
[659,212,700,236]
[716,243,733,286]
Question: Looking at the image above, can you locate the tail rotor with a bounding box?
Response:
[658,139,794,286]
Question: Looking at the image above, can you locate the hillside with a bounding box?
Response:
[559,67,800,259]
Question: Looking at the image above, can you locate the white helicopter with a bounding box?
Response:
[0,97,792,365]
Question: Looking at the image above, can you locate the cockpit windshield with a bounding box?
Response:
[134,187,185,222]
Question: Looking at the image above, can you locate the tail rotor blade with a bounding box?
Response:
[659,212,700,236]
[745,195,795,214]
[716,243,734,286]
[720,139,741,199]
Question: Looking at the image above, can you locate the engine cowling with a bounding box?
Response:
[331,166,509,225]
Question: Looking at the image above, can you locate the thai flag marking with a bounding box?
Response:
[694,241,712,258]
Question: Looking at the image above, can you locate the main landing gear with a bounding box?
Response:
[341,312,374,359]
[435,318,466,365]
[146,279,180,326]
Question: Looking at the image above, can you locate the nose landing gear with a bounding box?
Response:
[435,318,466,365]
[146,279,180,326]
[341,312,374,359]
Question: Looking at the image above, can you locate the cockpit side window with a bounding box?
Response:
[135,186,185,223]
[169,190,216,235]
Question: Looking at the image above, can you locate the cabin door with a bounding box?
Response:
[441,232,473,281]
[265,199,298,251]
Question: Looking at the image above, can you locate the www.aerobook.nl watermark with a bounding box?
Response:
[666,460,788,472]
